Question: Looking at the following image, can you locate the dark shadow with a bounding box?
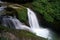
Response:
[1,0,33,4]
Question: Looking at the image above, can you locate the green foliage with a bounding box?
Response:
[44,13,54,22]
[25,0,60,22]
[7,0,60,23]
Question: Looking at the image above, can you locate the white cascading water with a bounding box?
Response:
[10,17,31,31]
[2,8,50,38]
[27,8,50,38]
[0,1,59,40]
[0,1,50,38]
[2,16,32,32]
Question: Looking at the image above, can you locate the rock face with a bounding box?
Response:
[0,26,47,40]
[0,32,19,40]
[2,0,33,4]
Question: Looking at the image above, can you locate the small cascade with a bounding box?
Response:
[2,16,32,32]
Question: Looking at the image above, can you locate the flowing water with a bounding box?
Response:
[27,8,50,38]
[2,16,31,31]
[27,8,60,40]
[0,1,60,40]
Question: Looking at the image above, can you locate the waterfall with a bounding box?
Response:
[1,8,50,38]
[0,2,50,38]
[2,16,32,31]
[27,8,50,38]
[27,8,40,29]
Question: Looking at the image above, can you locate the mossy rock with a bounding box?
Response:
[5,4,28,25]
[0,26,47,40]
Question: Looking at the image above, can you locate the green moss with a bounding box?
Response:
[7,4,28,24]
[16,7,27,23]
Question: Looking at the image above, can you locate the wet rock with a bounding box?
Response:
[0,32,19,40]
